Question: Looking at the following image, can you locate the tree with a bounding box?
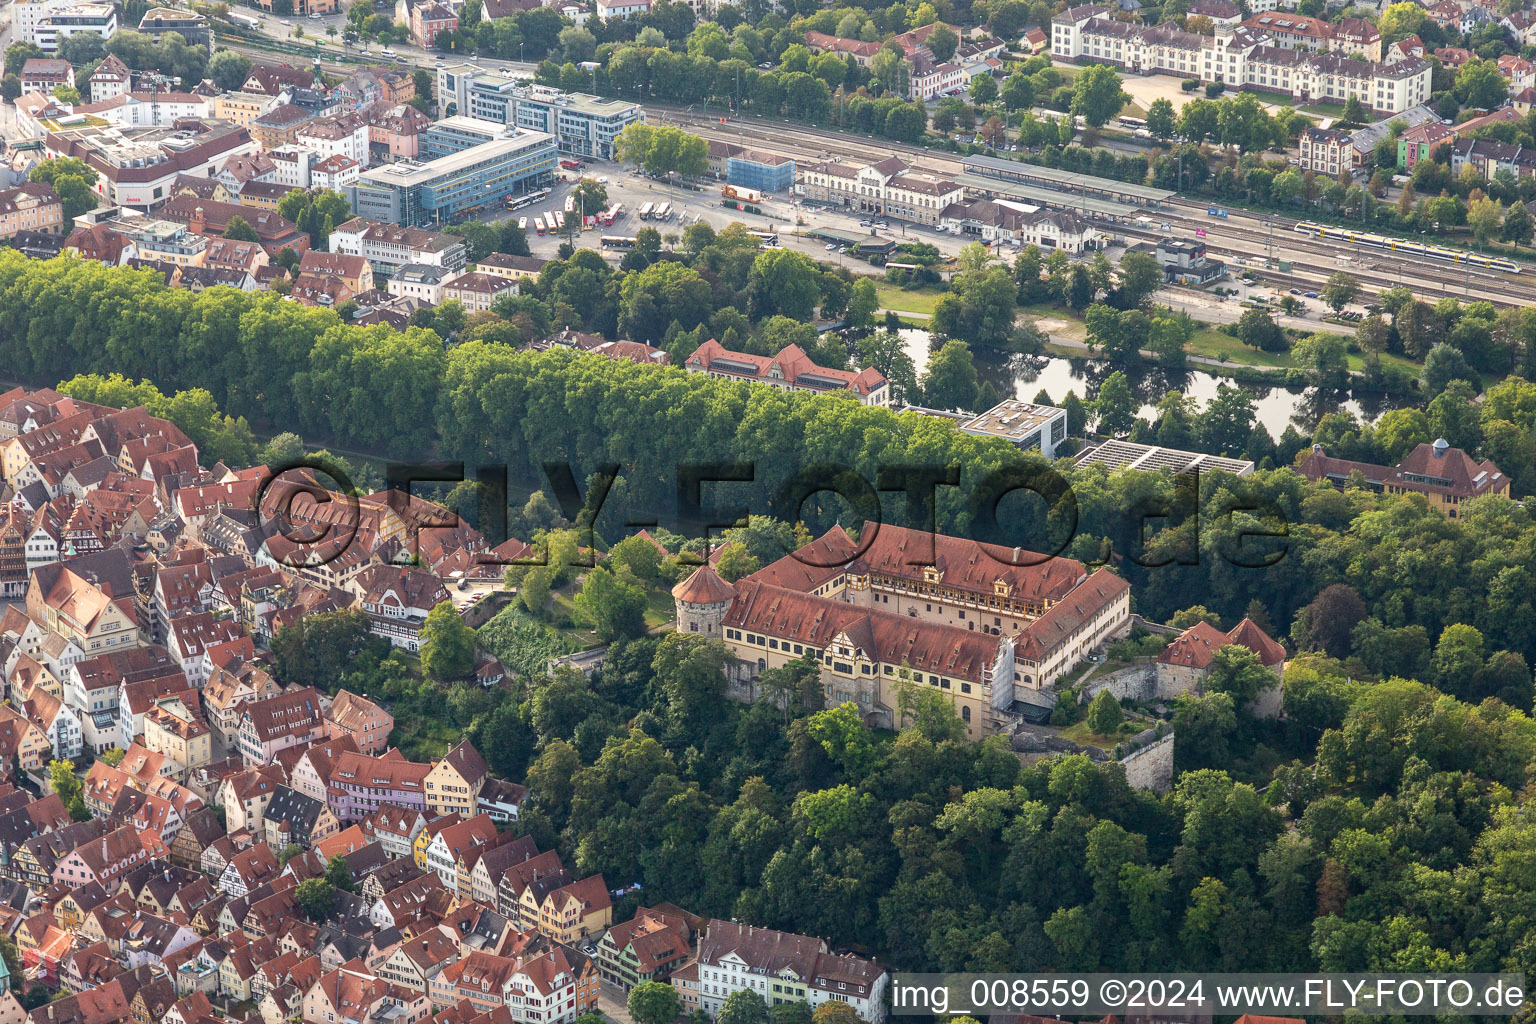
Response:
[295,878,335,921]
[420,601,476,681]
[1290,333,1348,389]
[1468,194,1503,246]
[810,1005,862,1024]
[1094,370,1137,435]
[1320,271,1359,313]
[771,1004,814,1024]
[1455,58,1508,109]
[628,982,682,1024]
[223,216,260,242]
[1114,252,1163,309]
[29,157,100,221]
[1421,342,1476,396]
[4,42,43,77]
[749,248,821,321]
[845,278,878,333]
[1070,64,1129,128]
[208,49,253,91]
[559,25,596,62]
[574,566,647,641]
[0,934,21,987]
[927,23,958,61]
[920,339,979,411]
[1378,1,1426,41]
[52,84,79,104]
[718,989,769,1024]
[969,72,998,106]
[1146,97,1176,139]
[571,177,608,219]
[324,853,356,892]
[1085,690,1123,735]
[1206,645,1274,708]
[49,760,88,821]
[1,75,19,103]
[1298,584,1366,659]
[1502,200,1533,245]
[1001,72,1034,111]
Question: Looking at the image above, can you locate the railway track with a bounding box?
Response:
[669,112,1536,302]
[1172,217,1530,305]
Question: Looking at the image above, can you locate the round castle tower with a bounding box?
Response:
[671,564,735,637]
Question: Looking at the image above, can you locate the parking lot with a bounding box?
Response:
[495,159,972,269]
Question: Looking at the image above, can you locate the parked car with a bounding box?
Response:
[825,243,837,250]
[1304,291,1318,298]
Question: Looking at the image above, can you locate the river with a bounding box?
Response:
[898,329,1406,438]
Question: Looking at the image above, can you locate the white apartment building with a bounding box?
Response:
[1051,5,1432,114]
[31,3,117,52]
[296,113,371,170]
[329,217,469,272]
[692,921,888,1024]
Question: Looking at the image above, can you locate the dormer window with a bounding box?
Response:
[922,567,940,583]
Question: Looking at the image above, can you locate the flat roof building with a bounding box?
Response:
[959,399,1069,458]
[347,128,556,228]
[435,67,644,162]
[1074,439,1255,476]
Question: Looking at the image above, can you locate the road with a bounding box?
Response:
[501,158,971,269]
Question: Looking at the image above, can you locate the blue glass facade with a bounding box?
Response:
[349,132,557,228]
[727,155,796,192]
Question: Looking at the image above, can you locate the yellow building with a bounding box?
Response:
[423,741,487,819]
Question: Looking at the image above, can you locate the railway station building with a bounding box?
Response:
[796,155,963,226]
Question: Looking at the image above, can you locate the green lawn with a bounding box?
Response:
[1059,717,1148,750]
[391,717,459,761]
[874,281,948,315]
[643,586,676,629]
[1187,324,1419,374]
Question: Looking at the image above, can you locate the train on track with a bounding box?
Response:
[1293,222,1521,274]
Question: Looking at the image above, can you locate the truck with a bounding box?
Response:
[722,184,764,204]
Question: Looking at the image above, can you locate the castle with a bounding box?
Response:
[672,523,1132,738]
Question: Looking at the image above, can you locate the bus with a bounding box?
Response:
[1118,115,1147,129]
[517,217,528,232]
[508,188,549,211]
[638,202,655,220]
[230,11,262,28]
[654,202,671,221]
[564,195,575,213]
[548,210,563,232]
[602,235,637,249]
[534,215,546,236]
[603,203,622,227]
[747,230,779,248]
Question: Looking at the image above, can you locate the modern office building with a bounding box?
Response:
[958,399,1069,459]
[32,3,117,53]
[137,7,210,49]
[435,68,643,161]
[418,115,507,160]
[347,128,556,228]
